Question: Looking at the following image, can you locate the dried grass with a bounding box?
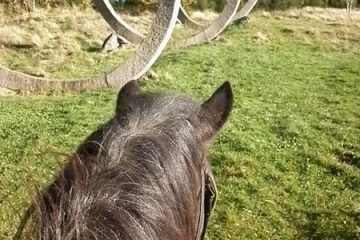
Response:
[1,5,359,78]
[279,7,360,23]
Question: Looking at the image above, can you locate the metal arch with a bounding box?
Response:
[0,0,181,92]
[97,0,240,48]
[173,0,241,48]
[177,0,258,30]
[94,0,144,44]
[232,0,258,23]
[177,4,205,30]
[106,0,180,87]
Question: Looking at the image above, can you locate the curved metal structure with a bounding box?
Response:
[232,0,258,23]
[0,66,107,92]
[173,0,240,48]
[0,0,180,92]
[94,0,144,44]
[106,0,180,87]
[98,0,240,48]
[177,0,258,30]
[0,0,257,93]
[177,5,205,30]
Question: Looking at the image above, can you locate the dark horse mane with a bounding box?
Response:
[15,81,233,240]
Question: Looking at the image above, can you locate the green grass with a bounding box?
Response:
[1,11,360,239]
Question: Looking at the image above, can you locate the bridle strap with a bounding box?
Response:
[195,165,217,240]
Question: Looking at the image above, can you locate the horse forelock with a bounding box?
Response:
[29,93,208,240]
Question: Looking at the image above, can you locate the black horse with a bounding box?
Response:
[16,80,233,240]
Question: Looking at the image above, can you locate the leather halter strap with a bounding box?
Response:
[195,164,218,240]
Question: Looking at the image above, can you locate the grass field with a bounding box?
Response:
[1,7,360,239]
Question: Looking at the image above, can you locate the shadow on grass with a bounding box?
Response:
[334,150,360,169]
[302,151,360,191]
[296,209,360,240]
[85,47,100,53]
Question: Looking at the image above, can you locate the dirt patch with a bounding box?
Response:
[253,31,270,44]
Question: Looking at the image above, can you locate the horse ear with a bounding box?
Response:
[199,81,233,139]
[116,80,141,113]
[117,80,141,100]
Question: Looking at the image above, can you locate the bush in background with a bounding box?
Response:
[256,0,349,10]
[197,0,358,11]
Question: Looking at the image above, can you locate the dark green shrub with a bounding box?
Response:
[256,0,349,9]
[195,0,226,12]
